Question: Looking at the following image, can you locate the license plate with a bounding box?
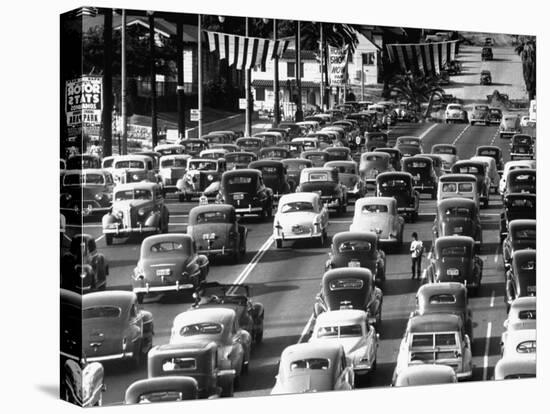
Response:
[156,269,171,276]
[453,227,463,233]
[447,268,459,276]
[202,233,215,240]
[234,194,244,200]
[348,260,361,268]
[527,286,536,293]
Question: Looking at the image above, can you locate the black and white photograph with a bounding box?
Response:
[3,1,547,413]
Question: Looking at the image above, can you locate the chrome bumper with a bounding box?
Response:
[235,206,263,214]
[103,224,158,235]
[86,351,134,363]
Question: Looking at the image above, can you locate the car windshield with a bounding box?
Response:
[504,117,517,122]
[510,174,535,186]
[306,154,327,162]
[338,240,372,253]
[150,241,188,253]
[179,323,223,336]
[508,198,535,210]
[290,358,330,371]
[434,146,455,155]
[361,204,388,214]
[114,189,152,201]
[161,357,197,373]
[227,154,254,164]
[440,246,467,256]
[83,306,121,319]
[490,109,501,115]
[115,160,145,169]
[161,159,187,168]
[158,148,182,155]
[363,155,384,162]
[183,142,203,150]
[479,149,497,157]
[259,166,279,175]
[63,173,105,186]
[513,228,535,240]
[317,324,362,338]
[281,202,315,213]
[262,150,285,158]
[411,333,457,348]
[307,172,330,181]
[406,161,428,169]
[195,211,229,223]
[239,140,261,148]
[519,260,536,272]
[380,179,408,190]
[444,207,473,218]
[188,161,217,170]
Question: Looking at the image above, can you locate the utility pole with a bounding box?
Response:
[273,19,280,127]
[245,17,252,136]
[148,12,158,148]
[121,9,127,155]
[176,17,185,139]
[295,20,303,122]
[197,14,203,138]
[102,8,112,156]
[319,22,324,111]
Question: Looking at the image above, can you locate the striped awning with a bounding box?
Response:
[386,40,458,75]
[205,31,290,71]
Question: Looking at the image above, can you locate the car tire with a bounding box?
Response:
[470,121,474,126]
[276,239,283,249]
[105,234,113,246]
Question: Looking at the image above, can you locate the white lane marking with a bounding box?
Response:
[298,313,316,343]
[490,291,495,308]
[490,129,499,145]
[482,321,492,381]
[95,235,105,243]
[227,236,274,294]
[418,123,439,139]
[494,244,500,264]
[452,124,470,145]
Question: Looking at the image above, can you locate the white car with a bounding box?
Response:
[501,328,536,359]
[501,297,536,352]
[520,115,535,128]
[393,364,457,387]
[309,309,378,377]
[158,154,191,193]
[470,156,499,193]
[445,104,468,124]
[273,192,329,248]
[350,197,404,247]
[499,160,536,195]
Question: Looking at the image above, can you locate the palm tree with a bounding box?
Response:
[515,38,536,100]
[388,71,444,119]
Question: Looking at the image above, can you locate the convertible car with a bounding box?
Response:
[273,192,329,248]
[132,234,209,303]
[350,197,404,248]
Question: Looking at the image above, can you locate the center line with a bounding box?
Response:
[490,291,495,308]
[452,124,470,145]
[227,236,274,294]
[482,321,492,381]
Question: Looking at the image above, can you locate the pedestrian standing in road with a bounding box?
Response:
[410,232,424,280]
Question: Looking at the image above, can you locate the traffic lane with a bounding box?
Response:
[419,122,471,153]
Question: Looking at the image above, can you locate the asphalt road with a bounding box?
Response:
[62,119,535,405]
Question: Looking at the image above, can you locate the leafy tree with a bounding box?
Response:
[388,71,443,118]
[515,37,536,100]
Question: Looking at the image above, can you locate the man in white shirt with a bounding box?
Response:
[410,232,424,280]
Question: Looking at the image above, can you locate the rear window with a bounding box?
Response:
[478,149,497,157]
[519,260,536,271]
[317,324,362,338]
[150,242,187,253]
[179,323,223,336]
[329,278,364,290]
[228,176,252,185]
[281,202,314,213]
[161,357,197,372]
[115,160,145,169]
[83,306,121,319]
[380,179,407,189]
[444,207,473,217]
[307,172,329,181]
[518,310,536,320]
[363,155,384,162]
[239,139,261,147]
[290,358,330,371]
[455,166,481,174]
[286,162,309,171]
[411,333,456,347]
[509,198,535,208]
[434,146,455,154]
[441,246,467,256]
[407,161,428,168]
[361,204,388,214]
[227,155,253,164]
[429,294,457,304]
[513,228,535,240]
[188,161,216,170]
[138,391,189,403]
[195,211,229,224]
[337,241,372,253]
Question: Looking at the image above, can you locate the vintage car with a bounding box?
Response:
[359,152,393,187]
[61,234,109,294]
[102,183,169,245]
[124,377,199,404]
[499,160,536,195]
[253,131,284,147]
[324,160,365,201]
[281,158,313,190]
[179,138,209,157]
[431,144,459,172]
[432,198,482,247]
[520,115,536,128]
[271,342,354,394]
[132,234,209,303]
[325,146,352,161]
[176,158,226,201]
[66,154,102,170]
[199,148,228,160]
[470,155,499,193]
[402,156,438,198]
[451,160,491,208]
[248,160,291,199]
[445,104,469,124]
[292,137,319,151]
[494,354,536,380]
[395,143,422,158]
[470,104,490,125]
[297,121,321,133]
[510,134,535,160]
[480,70,492,85]
[393,314,473,382]
[133,151,162,173]
[500,194,536,242]
[258,146,292,160]
[192,282,264,343]
[350,197,404,248]
[364,132,389,152]
[503,169,536,197]
[147,342,235,397]
[187,204,247,263]
[438,174,479,208]
[501,329,536,360]
[278,141,305,158]
[499,114,522,138]
[154,144,185,156]
[60,169,114,221]
[306,132,333,149]
[501,296,536,346]
[422,154,444,177]
[300,150,330,168]
[224,151,257,170]
[278,122,303,138]
[481,46,493,61]
[374,147,402,171]
[297,167,348,215]
[376,172,420,222]
[325,232,387,289]
[82,290,154,367]
[488,107,503,124]
[321,126,346,143]
[170,307,251,378]
[412,282,473,340]
[423,236,483,295]
[217,169,274,218]
[111,155,158,185]
[211,143,240,153]
[309,310,378,377]
[475,145,504,171]
[505,250,536,311]
[393,364,457,387]
[63,357,105,407]
[273,192,329,248]
[202,133,233,146]
[502,219,536,271]
[314,268,383,327]
[158,154,191,194]
[235,137,264,154]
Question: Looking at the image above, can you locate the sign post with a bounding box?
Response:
[190,109,200,122]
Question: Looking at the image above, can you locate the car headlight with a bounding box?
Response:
[64,193,72,201]
[138,208,146,216]
[94,193,103,201]
[132,174,140,181]
[207,174,214,181]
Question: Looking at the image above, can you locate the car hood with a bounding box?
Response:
[112,199,152,211]
[319,336,367,356]
[299,181,339,195]
[279,372,333,393]
[350,215,393,236]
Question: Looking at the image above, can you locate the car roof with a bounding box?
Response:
[323,267,373,281]
[494,355,536,378]
[508,219,536,231]
[408,314,462,333]
[222,168,261,177]
[114,154,152,162]
[302,167,334,174]
[437,197,476,209]
[362,151,390,159]
[395,365,456,383]
[377,171,413,180]
[355,196,396,208]
[173,307,235,328]
[249,159,284,167]
[439,173,477,182]
[141,233,192,255]
[189,204,235,215]
[114,182,159,191]
[314,309,367,326]
[160,154,191,160]
[83,290,135,308]
[281,158,312,165]
[332,231,378,244]
[279,192,319,204]
[403,155,432,163]
[417,282,467,298]
[281,342,342,363]
[435,235,475,249]
[64,168,107,175]
[325,160,356,167]
[509,296,536,312]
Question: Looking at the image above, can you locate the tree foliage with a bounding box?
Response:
[515,37,536,100]
[388,71,443,117]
